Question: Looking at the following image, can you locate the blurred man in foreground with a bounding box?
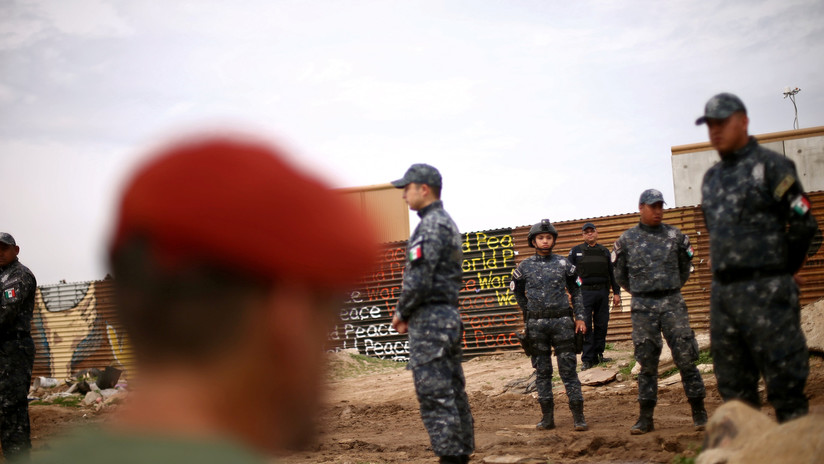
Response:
[698,92,817,422]
[28,136,377,463]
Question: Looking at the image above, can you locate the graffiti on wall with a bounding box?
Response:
[328,229,522,360]
[31,281,133,379]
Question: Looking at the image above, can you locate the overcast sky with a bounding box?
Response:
[2,0,823,285]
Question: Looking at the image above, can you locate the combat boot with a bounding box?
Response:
[688,397,708,430]
[630,400,655,435]
[570,401,588,431]
[536,399,555,430]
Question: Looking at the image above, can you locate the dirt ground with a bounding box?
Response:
[24,343,824,464]
[284,342,824,464]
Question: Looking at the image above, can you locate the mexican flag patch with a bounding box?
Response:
[4,288,16,299]
[687,245,694,258]
[408,244,423,262]
[575,276,582,287]
[791,195,811,216]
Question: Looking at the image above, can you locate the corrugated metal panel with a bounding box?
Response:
[31,279,134,380]
[327,228,519,359]
[334,193,824,359]
[28,191,824,370]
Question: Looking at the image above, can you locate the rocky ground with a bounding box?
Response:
[21,341,824,464]
[285,342,824,464]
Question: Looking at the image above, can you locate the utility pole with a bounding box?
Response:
[782,86,801,130]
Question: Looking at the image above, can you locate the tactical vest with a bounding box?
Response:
[577,245,609,279]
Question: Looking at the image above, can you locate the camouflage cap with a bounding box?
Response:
[695,93,747,125]
[639,189,666,205]
[0,232,16,246]
[582,222,596,231]
[391,163,442,189]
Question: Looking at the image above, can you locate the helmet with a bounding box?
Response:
[528,219,557,247]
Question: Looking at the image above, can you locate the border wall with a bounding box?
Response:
[29,192,824,377]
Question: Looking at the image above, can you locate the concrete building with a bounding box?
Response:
[671,125,824,207]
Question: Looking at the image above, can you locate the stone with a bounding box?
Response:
[697,400,824,464]
[82,391,102,405]
[801,298,824,354]
[578,367,617,386]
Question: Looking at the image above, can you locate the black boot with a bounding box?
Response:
[570,401,588,431]
[630,400,655,435]
[688,397,708,430]
[536,399,555,430]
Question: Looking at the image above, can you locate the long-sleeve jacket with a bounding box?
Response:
[701,136,817,277]
[568,242,621,294]
[395,200,462,321]
[0,258,37,339]
[511,253,584,321]
[612,222,692,295]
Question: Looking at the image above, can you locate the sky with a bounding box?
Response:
[2,0,823,286]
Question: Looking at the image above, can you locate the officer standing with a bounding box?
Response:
[0,232,36,460]
[697,93,817,423]
[512,219,588,431]
[612,190,707,434]
[390,164,474,464]
[568,222,621,370]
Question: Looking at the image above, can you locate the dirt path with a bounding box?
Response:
[284,344,824,464]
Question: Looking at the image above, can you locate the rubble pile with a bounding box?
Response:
[28,366,128,412]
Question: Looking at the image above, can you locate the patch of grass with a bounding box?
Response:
[619,359,636,378]
[604,343,615,351]
[696,349,713,365]
[671,442,702,463]
[30,396,82,408]
[327,353,407,380]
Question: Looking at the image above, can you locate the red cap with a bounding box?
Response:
[110,136,377,289]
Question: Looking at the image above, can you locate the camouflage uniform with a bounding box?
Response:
[0,257,37,460]
[701,133,817,422]
[612,221,705,406]
[512,250,586,431]
[396,200,474,458]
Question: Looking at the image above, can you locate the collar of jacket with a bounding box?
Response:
[417,199,443,218]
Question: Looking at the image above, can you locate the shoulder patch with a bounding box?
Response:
[575,276,582,287]
[790,195,811,216]
[774,174,796,200]
[511,268,523,280]
[568,264,577,276]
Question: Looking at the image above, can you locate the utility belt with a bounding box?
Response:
[713,268,787,285]
[527,308,571,319]
[632,288,680,299]
[581,283,608,291]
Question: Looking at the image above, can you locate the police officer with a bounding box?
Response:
[512,219,588,432]
[568,222,621,370]
[0,232,36,460]
[697,93,817,423]
[390,164,474,464]
[612,190,707,434]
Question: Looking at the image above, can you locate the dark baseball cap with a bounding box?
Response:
[639,189,666,205]
[695,93,747,125]
[391,163,442,189]
[582,222,596,231]
[0,233,16,246]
